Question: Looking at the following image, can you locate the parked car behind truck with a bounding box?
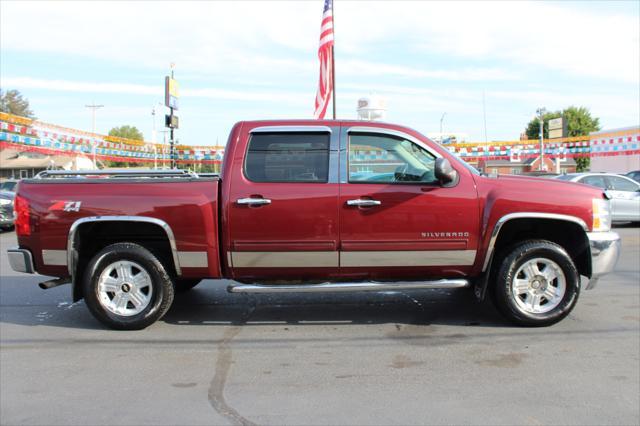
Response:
[555,173,640,223]
[7,120,621,329]
[0,190,15,231]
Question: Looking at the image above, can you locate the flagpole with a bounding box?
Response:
[331,0,336,119]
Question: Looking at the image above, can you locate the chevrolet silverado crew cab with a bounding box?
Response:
[7,120,621,329]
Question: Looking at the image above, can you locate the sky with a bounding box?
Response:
[1,0,638,146]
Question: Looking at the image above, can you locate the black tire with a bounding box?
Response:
[83,242,175,330]
[175,279,202,293]
[492,240,580,327]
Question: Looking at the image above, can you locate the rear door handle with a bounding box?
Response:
[237,197,271,206]
[346,199,381,207]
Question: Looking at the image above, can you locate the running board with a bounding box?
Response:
[227,279,470,294]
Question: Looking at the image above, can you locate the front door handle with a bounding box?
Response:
[237,197,271,206]
[346,199,381,207]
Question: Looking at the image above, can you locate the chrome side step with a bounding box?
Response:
[227,279,470,294]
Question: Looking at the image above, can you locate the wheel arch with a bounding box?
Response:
[68,216,181,302]
[476,213,591,300]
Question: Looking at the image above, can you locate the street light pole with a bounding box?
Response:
[440,112,447,143]
[536,107,546,171]
[151,103,163,169]
[85,102,104,168]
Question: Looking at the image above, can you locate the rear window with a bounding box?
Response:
[245,132,330,183]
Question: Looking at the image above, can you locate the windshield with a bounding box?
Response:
[0,181,16,192]
[555,174,575,181]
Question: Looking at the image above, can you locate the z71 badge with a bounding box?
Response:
[49,201,82,212]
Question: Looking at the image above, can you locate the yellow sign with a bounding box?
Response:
[165,76,179,110]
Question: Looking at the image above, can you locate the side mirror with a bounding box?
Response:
[434,158,458,185]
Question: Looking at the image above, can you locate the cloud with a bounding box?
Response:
[1,1,637,142]
[0,77,309,105]
[2,1,637,82]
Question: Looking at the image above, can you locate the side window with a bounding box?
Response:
[608,176,639,192]
[348,133,437,184]
[580,175,608,189]
[245,132,330,183]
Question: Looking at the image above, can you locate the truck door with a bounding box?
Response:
[338,126,480,280]
[226,125,340,280]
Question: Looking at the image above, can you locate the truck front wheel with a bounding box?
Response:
[83,242,175,330]
[493,240,580,327]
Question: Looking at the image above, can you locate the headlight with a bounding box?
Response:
[0,198,11,206]
[592,198,611,232]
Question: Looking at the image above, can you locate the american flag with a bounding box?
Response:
[314,0,334,119]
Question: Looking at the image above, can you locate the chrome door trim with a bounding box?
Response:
[341,250,477,267]
[231,251,339,268]
[482,212,589,272]
[67,216,182,279]
[250,125,332,134]
[230,250,476,268]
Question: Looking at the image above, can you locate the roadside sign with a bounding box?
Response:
[165,114,179,129]
[548,117,567,139]
[165,76,179,110]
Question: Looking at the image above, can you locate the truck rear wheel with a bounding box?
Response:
[493,240,580,327]
[83,242,175,330]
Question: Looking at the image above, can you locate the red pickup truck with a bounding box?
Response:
[7,120,621,329]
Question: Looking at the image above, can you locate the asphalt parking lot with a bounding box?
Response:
[1,227,638,426]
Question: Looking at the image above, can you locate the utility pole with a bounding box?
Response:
[482,90,488,143]
[85,102,104,168]
[158,130,169,169]
[537,107,547,171]
[151,102,163,169]
[439,112,447,143]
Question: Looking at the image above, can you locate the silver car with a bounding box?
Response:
[555,173,640,223]
[0,190,15,231]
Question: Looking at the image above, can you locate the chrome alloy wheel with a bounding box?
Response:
[511,258,566,314]
[97,260,153,316]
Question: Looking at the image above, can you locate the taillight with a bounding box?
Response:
[14,195,31,236]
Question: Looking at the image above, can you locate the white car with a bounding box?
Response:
[555,173,640,223]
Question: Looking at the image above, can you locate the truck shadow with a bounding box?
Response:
[162,282,509,328]
[0,277,510,329]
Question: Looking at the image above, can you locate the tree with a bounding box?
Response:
[108,125,144,141]
[575,157,591,172]
[525,106,600,140]
[106,125,144,168]
[562,106,600,137]
[0,89,36,118]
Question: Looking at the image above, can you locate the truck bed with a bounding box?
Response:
[16,170,222,281]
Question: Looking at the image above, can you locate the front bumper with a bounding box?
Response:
[7,247,35,274]
[586,231,621,289]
